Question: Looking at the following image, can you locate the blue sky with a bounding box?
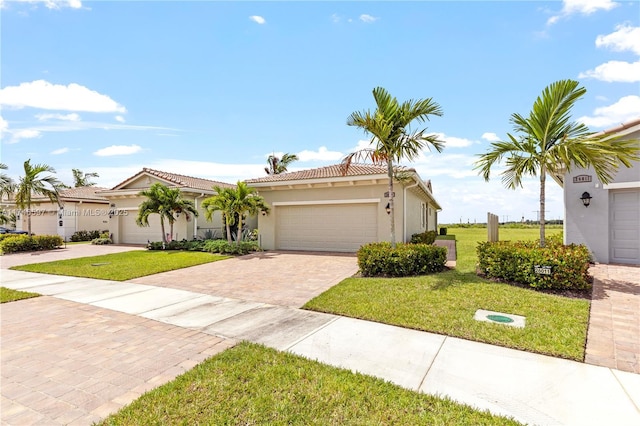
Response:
[1,0,639,224]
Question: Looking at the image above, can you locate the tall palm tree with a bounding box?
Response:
[15,160,64,235]
[0,163,15,198]
[136,183,172,243]
[72,168,99,187]
[343,86,444,247]
[162,185,198,241]
[265,153,298,175]
[475,79,640,247]
[202,186,237,243]
[202,182,269,244]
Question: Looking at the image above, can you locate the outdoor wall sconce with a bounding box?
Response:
[261,210,267,216]
[109,203,116,218]
[580,192,592,207]
[385,203,391,215]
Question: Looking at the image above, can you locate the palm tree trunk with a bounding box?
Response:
[160,217,167,243]
[237,216,243,245]
[387,159,396,248]
[539,165,546,248]
[27,201,32,235]
[224,214,232,244]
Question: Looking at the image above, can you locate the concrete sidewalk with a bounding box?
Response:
[2,270,639,425]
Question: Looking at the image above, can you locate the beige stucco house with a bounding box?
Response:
[98,168,237,244]
[245,164,441,252]
[555,118,640,265]
[3,187,110,238]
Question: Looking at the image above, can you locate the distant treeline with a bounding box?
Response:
[441,221,563,229]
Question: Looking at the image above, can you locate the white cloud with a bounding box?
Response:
[7,129,42,144]
[51,147,69,155]
[359,14,378,23]
[434,132,476,148]
[596,24,640,55]
[481,132,501,142]
[35,112,81,121]
[0,80,126,113]
[93,144,142,157]
[5,0,82,9]
[578,60,640,82]
[578,95,640,128]
[115,115,125,123]
[0,116,7,133]
[296,146,343,162]
[331,13,341,23]
[249,15,265,24]
[547,0,618,25]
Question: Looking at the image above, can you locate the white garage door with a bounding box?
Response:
[276,204,378,252]
[120,212,161,244]
[610,190,640,265]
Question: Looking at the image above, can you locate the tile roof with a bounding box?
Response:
[60,186,109,201]
[245,163,412,183]
[111,168,235,191]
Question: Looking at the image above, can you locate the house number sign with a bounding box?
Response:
[534,265,552,275]
[573,175,592,183]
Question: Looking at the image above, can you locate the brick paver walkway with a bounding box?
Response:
[585,264,640,373]
[1,297,235,425]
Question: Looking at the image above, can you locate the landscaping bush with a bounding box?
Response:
[203,239,260,255]
[357,242,447,277]
[439,227,447,236]
[91,237,112,245]
[476,240,591,291]
[0,234,63,254]
[147,239,206,251]
[410,231,437,245]
[70,230,107,242]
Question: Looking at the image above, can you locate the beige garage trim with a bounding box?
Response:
[610,189,640,265]
[276,203,378,252]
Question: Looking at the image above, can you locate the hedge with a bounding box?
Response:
[0,234,64,254]
[147,239,261,255]
[410,230,437,245]
[71,230,108,242]
[476,240,591,291]
[357,242,447,277]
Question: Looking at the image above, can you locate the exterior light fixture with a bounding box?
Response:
[580,192,592,207]
[261,210,267,216]
[385,203,391,215]
[109,203,116,218]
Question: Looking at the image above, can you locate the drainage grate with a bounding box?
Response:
[486,314,514,323]
[474,309,526,328]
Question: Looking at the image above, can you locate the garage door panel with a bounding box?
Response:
[276,204,377,252]
[121,213,160,244]
[610,189,640,265]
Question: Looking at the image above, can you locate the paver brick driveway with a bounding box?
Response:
[129,251,359,307]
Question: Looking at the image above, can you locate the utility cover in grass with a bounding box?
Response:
[474,309,525,328]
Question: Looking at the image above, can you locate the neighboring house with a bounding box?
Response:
[245,164,441,252]
[98,168,237,244]
[2,187,110,238]
[555,118,640,265]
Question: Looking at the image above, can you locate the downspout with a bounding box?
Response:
[403,178,420,243]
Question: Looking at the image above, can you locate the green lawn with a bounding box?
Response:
[304,226,590,361]
[99,342,520,426]
[10,251,229,281]
[0,287,40,303]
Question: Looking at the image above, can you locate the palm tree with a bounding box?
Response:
[72,168,99,187]
[265,153,298,175]
[162,185,198,241]
[475,79,640,247]
[0,163,15,198]
[343,86,444,247]
[136,183,172,243]
[202,182,269,244]
[202,186,237,243]
[15,160,64,235]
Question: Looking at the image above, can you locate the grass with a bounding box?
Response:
[99,342,521,426]
[10,250,229,281]
[1,287,40,303]
[304,226,591,361]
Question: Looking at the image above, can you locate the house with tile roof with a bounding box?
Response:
[98,168,238,244]
[3,186,111,239]
[245,164,441,252]
[553,118,640,265]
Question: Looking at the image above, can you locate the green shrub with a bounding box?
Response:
[203,239,260,255]
[410,230,437,245]
[0,234,63,254]
[439,227,447,236]
[70,230,108,242]
[357,242,447,277]
[147,239,206,251]
[91,237,112,245]
[476,240,591,291]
